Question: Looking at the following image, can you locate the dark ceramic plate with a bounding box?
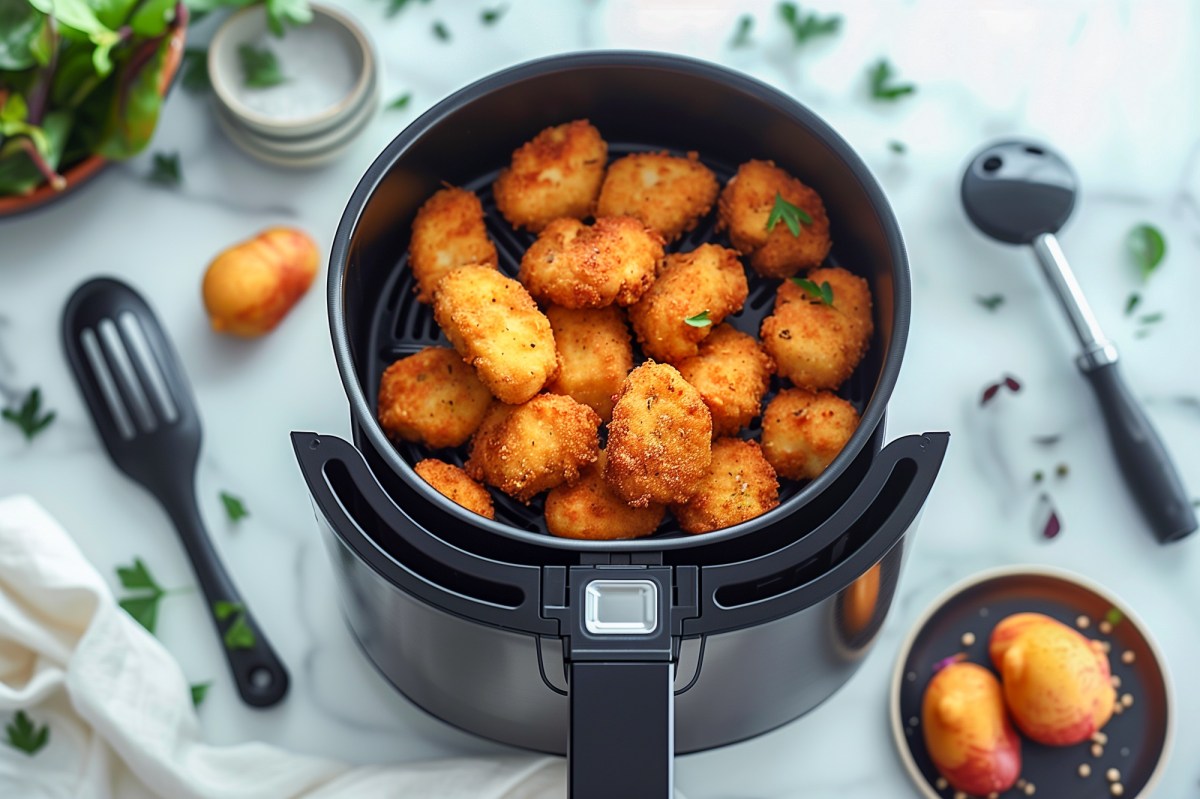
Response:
[890,567,1172,799]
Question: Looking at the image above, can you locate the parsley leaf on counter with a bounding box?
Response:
[790,277,834,306]
[116,558,166,633]
[778,3,841,46]
[432,20,450,40]
[684,311,712,328]
[2,387,55,442]
[731,14,753,47]
[5,711,48,756]
[190,682,212,707]
[181,48,211,92]
[1128,223,1165,281]
[220,491,249,522]
[214,601,257,650]
[387,92,412,111]
[766,192,812,236]
[383,0,428,17]
[868,58,916,101]
[976,294,1005,311]
[1124,292,1141,316]
[1139,312,1164,326]
[238,44,287,89]
[481,5,506,24]
[888,140,907,154]
[149,152,182,186]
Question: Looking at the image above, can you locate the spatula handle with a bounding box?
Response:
[162,489,290,707]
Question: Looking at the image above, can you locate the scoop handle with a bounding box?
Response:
[1082,360,1196,543]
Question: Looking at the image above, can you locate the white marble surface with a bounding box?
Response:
[3,1,1200,796]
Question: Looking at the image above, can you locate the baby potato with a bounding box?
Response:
[760,266,873,390]
[433,265,559,405]
[606,361,713,507]
[519,216,664,308]
[596,151,719,243]
[990,613,1116,746]
[545,450,665,540]
[408,186,498,303]
[670,438,779,534]
[544,305,633,422]
[760,388,860,480]
[202,227,318,337]
[628,243,749,364]
[922,662,1022,797]
[414,458,495,519]
[465,394,600,502]
[377,347,492,449]
[717,159,831,278]
[493,119,607,232]
[676,324,774,437]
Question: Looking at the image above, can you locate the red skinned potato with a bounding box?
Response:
[922,662,1022,797]
[202,228,319,336]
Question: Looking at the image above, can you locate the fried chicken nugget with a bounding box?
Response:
[606,361,713,507]
[493,120,607,232]
[465,395,600,502]
[408,187,498,303]
[761,388,860,480]
[545,450,665,540]
[433,265,559,404]
[377,347,492,448]
[760,266,873,389]
[545,305,633,422]
[671,438,780,534]
[718,159,832,279]
[627,243,749,364]
[676,324,775,437]
[596,151,719,243]
[414,458,495,519]
[519,216,664,308]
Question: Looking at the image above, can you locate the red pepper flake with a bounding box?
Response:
[1004,375,1022,392]
[932,652,967,673]
[980,374,1023,405]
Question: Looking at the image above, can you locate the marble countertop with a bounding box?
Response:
[3,1,1199,796]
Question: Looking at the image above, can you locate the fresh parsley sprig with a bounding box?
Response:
[387,93,412,111]
[731,14,753,47]
[220,491,249,522]
[481,6,506,25]
[868,58,916,101]
[684,311,712,328]
[239,45,287,89]
[778,3,841,46]
[214,601,257,650]
[2,387,55,442]
[116,558,190,634]
[976,294,1005,312]
[766,192,812,237]
[432,20,450,40]
[1128,223,1165,281]
[191,682,212,707]
[5,711,49,756]
[790,277,834,306]
[149,152,182,186]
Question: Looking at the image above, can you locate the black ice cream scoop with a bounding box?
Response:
[961,139,1195,543]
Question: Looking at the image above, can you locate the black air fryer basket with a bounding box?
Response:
[295,52,948,799]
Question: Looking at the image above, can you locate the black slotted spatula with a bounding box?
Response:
[63,277,289,707]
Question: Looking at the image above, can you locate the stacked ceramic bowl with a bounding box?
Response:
[207,4,378,167]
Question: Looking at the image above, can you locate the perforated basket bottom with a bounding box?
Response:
[366,145,871,538]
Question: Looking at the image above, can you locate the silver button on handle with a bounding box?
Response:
[584,580,658,635]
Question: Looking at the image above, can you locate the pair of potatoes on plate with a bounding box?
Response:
[923,612,1117,796]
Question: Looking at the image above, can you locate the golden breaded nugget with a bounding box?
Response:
[545,450,665,540]
[433,266,559,404]
[519,217,664,308]
[671,438,779,534]
[414,458,495,519]
[377,347,492,448]
[761,388,860,480]
[760,266,873,389]
[596,151,719,243]
[676,324,774,437]
[465,395,600,502]
[718,159,832,278]
[606,362,712,507]
[408,187,498,303]
[627,243,749,364]
[545,305,633,422]
[493,120,607,232]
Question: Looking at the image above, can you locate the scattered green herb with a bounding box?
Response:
[1104,607,1124,627]
[184,0,313,39]
[684,310,712,328]
[432,20,450,40]
[730,14,753,47]
[1033,470,1045,483]
[214,600,256,650]
[181,48,211,92]
[777,3,841,46]
[4,710,48,756]
[190,682,212,707]
[868,58,916,101]
[790,277,834,306]
[1055,463,1069,478]
[1124,292,1141,316]
[766,192,812,236]
[116,557,167,633]
[2,387,55,442]
[238,44,286,89]
[148,151,181,186]
[888,140,907,154]
[220,491,249,522]
[976,294,1005,311]
[1127,223,1165,281]
[381,0,429,17]
[480,5,506,24]
[387,92,412,111]
[1139,312,1164,325]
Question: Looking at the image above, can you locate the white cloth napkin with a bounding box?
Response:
[0,494,569,799]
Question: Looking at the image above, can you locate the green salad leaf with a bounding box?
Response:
[0,0,47,71]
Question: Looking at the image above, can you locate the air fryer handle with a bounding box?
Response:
[569,660,674,799]
[1081,360,1196,543]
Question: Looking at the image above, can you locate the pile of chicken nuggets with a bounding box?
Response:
[377,119,874,539]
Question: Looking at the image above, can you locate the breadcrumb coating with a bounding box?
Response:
[670,437,779,534]
[596,151,718,242]
[519,216,663,308]
[408,187,498,303]
[414,458,495,519]
[676,324,775,437]
[761,388,860,480]
[377,347,492,448]
[544,305,633,422]
[545,450,665,540]
[493,119,607,232]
